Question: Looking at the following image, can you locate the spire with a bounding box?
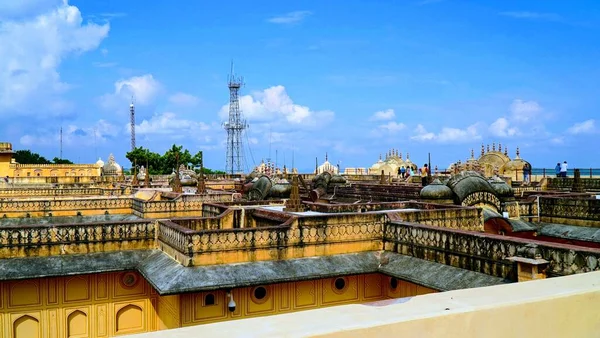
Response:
[504,146,508,156]
[399,152,403,159]
[407,152,410,160]
[325,152,328,162]
[487,144,490,152]
[379,153,382,161]
[516,147,520,159]
[481,144,485,156]
[492,142,496,151]
[471,149,474,159]
[499,143,502,152]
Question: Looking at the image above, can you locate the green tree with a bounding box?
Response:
[14,150,51,164]
[52,157,74,164]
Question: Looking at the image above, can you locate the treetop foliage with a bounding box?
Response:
[125,145,225,175]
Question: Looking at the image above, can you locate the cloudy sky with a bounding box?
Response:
[1,0,599,171]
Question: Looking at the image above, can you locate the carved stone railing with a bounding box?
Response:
[0,198,133,215]
[0,187,128,197]
[0,220,156,258]
[546,178,600,191]
[387,207,482,232]
[157,212,385,266]
[383,221,600,279]
[539,196,600,225]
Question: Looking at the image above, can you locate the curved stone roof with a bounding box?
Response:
[445,171,498,203]
[489,176,514,198]
[420,179,453,200]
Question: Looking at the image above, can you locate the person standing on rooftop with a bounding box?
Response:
[555,163,561,178]
[560,161,568,177]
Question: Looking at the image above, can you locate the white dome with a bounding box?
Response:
[96,158,104,167]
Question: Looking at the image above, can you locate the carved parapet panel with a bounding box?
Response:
[384,221,600,279]
[0,220,156,258]
[539,197,600,222]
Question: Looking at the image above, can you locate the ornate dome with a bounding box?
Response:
[420,179,453,200]
[95,158,104,167]
[102,154,121,176]
[489,176,514,197]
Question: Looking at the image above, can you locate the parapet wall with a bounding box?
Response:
[539,196,600,227]
[384,221,600,279]
[0,220,155,258]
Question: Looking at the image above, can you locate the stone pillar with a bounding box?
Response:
[507,256,549,282]
[380,170,385,185]
[284,175,304,212]
[572,168,583,192]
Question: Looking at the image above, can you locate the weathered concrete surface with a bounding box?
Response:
[0,250,153,280]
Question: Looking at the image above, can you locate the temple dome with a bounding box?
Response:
[95,158,104,167]
[101,154,121,176]
[504,158,528,172]
[420,179,453,200]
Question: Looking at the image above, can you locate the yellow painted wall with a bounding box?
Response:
[11,164,101,178]
[0,273,436,337]
[180,274,436,326]
[0,271,158,337]
[0,154,12,178]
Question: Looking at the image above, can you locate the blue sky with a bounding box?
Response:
[1,0,599,172]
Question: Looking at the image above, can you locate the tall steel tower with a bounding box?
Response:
[224,62,247,174]
[130,99,136,152]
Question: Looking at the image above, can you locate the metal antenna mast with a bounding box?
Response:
[60,126,63,159]
[130,97,136,152]
[224,61,247,174]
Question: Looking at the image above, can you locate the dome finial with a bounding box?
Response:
[471,149,474,159]
[399,151,403,159]
[379,153,382,160]
[481,144,484,156]
[325,152,328,161]
[516,147,520,159]
[504,146,508,156]
[407,152,410,160]
[492,142,496,151]
[499,143,502,152]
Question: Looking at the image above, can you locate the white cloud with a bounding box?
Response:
[0,0,62,19]
[489,117,519,137]
[370,109,395,121]
[135,112,210,135]
[267,11,312,24]
[0,0,109,114]
[411,124,481,143]
[168,92,200,106]
[510,99,542,123]
[378,121,406,133]
[499,12,562,21]
[567,119,596,135]
[411,124,436,141]
[100,74,162,110]
[218,85,334,128]
[20,119,119,147]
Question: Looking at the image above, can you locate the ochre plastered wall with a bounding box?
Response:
[180,274,436,327]
[0,273,436,337]
[0,271,158,338]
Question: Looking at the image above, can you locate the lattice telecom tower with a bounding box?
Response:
[130,98,136,152]
[224,62,248,174]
